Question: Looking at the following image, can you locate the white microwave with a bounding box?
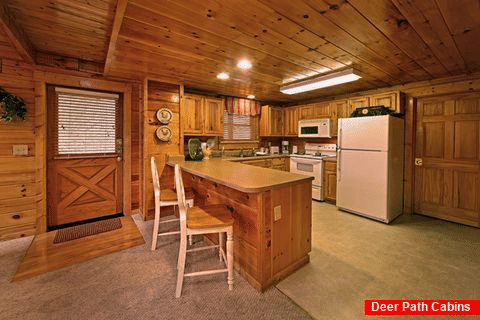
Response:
[298,119,331,138]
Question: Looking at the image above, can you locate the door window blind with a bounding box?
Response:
[223,111,259,141]
[54,88,119,155]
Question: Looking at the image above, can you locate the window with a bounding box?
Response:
[223,111,259,141]
[52,87,120,156]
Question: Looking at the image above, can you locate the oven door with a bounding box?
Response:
[289,157,322,186]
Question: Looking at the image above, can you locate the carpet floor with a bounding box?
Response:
[0,214,312,320]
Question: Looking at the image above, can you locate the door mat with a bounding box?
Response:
[53,218,122,244]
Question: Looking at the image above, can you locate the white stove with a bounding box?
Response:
[290,143,337,201]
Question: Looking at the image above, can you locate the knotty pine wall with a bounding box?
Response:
[143,80,182,220]
[0,59,36,240]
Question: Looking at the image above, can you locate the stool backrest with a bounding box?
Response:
[174,164,188,229]
[151,157,161,202]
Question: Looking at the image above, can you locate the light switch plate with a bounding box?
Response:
[274,205,282,221]
[13,145,28,156]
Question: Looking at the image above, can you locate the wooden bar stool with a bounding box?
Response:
[150,157,194,251]
[173,164,234,298]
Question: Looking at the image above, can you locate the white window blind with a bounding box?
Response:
[54,88,119,155]
[223,111,259,141]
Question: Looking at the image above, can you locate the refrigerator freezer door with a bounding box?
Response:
[338,116,390,151]
[337,149,388,221]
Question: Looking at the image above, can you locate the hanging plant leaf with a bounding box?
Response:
[0,87,27,123]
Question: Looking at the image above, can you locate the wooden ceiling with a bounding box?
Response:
[1,0,480,102]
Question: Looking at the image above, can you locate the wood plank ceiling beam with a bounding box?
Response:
[104,0,129,75]
[0,3,36,64]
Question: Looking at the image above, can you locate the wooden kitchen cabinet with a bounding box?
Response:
[323,160,337,204]
[241,158,272,168]
[299,105,315,120]
[204,97,224,135]
[260,105,284,136]
[183,94,224,135]
[283,107,298,136]
[240,156,288,171]
[315,101,337,137]
[370,91,405,114]
[329,100,348,136]
[271,157,288,171]
[347,96,370,118]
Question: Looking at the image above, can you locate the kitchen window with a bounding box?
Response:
[223,111,259,141]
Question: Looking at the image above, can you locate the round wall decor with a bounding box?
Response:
[156,126,172,142]
[156,108,173,124]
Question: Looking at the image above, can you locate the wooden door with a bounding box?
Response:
[204,97,224,135]
[270,107,284,136]
[299,105,315,120]
[283,107,298,136]
[348,96,369,117]
[323,161,337,203]
[183,95,204,134]
[47,87,123,227]
[414,93,480,227]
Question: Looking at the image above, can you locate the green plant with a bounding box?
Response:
[0,87,27,122]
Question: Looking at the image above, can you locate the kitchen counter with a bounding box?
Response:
[164,157,312,291]
[169,157,311,193]
[323,157,337,162]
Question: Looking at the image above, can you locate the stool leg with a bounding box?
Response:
[186,200,194,246]
[219,232,225,261]
[226,228,234,290]
[176,232,187,298]
[151,204,160,251]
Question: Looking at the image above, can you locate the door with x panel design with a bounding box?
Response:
[47,86,123,227]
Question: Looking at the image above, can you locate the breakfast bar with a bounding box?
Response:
[164,158,313,291]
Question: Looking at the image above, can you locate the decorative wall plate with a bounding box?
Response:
[156,108,173,124]
[156,126,172,142]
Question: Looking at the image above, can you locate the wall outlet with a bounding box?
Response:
[274,205,282,221]
[12,145,28,156]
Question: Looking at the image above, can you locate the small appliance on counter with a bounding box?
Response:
[292,145,298,154]
[270,146,280,154]
[282,140,289,154]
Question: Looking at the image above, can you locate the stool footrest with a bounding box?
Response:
[184,268,228,277]
[186,244,219,253]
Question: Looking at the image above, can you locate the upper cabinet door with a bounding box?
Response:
[347,96,370,117]
[204,97,224,135]
[283,107,298,136]
[299,105,315,120]
[183,95,204,134]
[370,91,405,114]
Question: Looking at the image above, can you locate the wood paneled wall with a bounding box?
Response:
[0,59,36,240]
[142,80,181,220]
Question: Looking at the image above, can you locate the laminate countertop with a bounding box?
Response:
[167,158,313,193]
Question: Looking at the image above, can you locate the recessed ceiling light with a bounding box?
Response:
[216,72,229,80]
[247,95,255,99]
[237,59,252,69]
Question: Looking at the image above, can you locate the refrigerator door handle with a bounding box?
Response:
[337,149,341,182]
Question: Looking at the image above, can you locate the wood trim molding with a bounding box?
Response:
[0,3,36,64]
[34,72,133,233]
[142,78,148,219]
[104,0,129,75]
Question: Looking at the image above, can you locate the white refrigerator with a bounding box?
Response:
[336,115,404,223]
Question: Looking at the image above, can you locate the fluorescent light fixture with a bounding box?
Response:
[280,69,361,95]
[247,95,255,99]
[237,59,252,69]
[216,72,229,80]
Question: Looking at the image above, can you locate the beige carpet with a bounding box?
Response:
[0,214,312,320]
